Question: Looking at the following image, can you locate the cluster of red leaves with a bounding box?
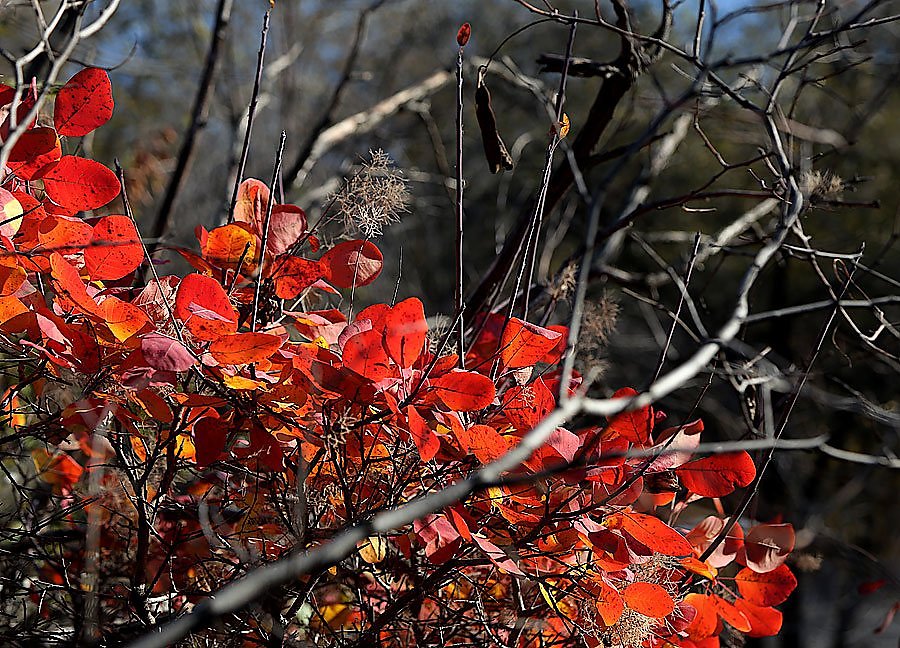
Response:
[0,69,796,646]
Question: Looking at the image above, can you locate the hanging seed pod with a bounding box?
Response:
[475,70,513,174]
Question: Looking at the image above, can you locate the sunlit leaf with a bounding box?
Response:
[320,239,383,288]
[432,369,495,411]
[42,155,120,211]
[83,214,144,280]
[736,564,797,606]
[623,582,675,618]
[54,68,114,136]
[383,297,428,368]
[676,451,756,497]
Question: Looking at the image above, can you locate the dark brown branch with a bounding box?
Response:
[150,0,233,251]
[283,0,386,189]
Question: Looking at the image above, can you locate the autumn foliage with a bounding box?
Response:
[0,68,797,646]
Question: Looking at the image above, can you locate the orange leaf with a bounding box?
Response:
[611,511,693,557]
[49,253,100,316]
[203,223,258,272]
[594,580,624,626]
[432,369,495,411]
[54,68,113,136]
[84,214,144,280]
[711,594,751,632]
[0,256,25,297]
[735,564,797,607]
[733,599,783,637]
[173,273,238,340]
[42,155,120,211]
[455,424,510,463]
[683,593,719,641]
[383,297,428,368]
[270,255,323,299]
[32,448,83,492]
[500,317,563,369]
[99,297,150,342]
[320,239,383,288]
[209,332,282,365]
[623,582,675,618]
[676,451,756,497]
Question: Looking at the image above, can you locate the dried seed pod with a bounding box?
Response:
[475,74,513,174]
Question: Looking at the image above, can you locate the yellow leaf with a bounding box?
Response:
[559,113,570,138]
[358,536,387,564]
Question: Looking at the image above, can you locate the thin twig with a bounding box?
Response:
[228,9,271,223]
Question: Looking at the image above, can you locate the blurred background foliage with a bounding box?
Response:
[2,1,899,645]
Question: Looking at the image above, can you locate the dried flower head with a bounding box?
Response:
[801,169,844,203]
[337,149,409,238]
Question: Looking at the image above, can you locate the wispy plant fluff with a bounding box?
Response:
[337,149,409,238]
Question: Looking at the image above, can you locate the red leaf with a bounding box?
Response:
[414,514,462,564]
[595,580,624,626]
[733,599,783,637]
[383,297,427,368]
[455,424,510,463]
[246,427,284,472]
[54,68,113,136]
[858,579,887,596]
[736,564,797,606]
[232,178,270,233]
[606,387,653,445]
[623,582,674,618]
[193,416,227,467]
[42,156,120,211]
[676,451,756,497]
[209,332,282,365]
[472,533,524,575]
[501,378,555,431]
[686,515,744,568]
[83,215,144,280]
[743,523,795,573]
[406,405,439,461]
[140,333,196,372]
[611,511,693,557]
[173,273,238,340]
[456,23,471,47]
[343,329,392,381]
[270,256,323,299]
[7,127,61,180]
[432,369,495,411]
[499,317,563,369]
[875,601,900,634]
[266,204,307,256]
[320,239,383,288]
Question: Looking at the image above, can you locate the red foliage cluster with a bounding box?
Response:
[0,69,796,646]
